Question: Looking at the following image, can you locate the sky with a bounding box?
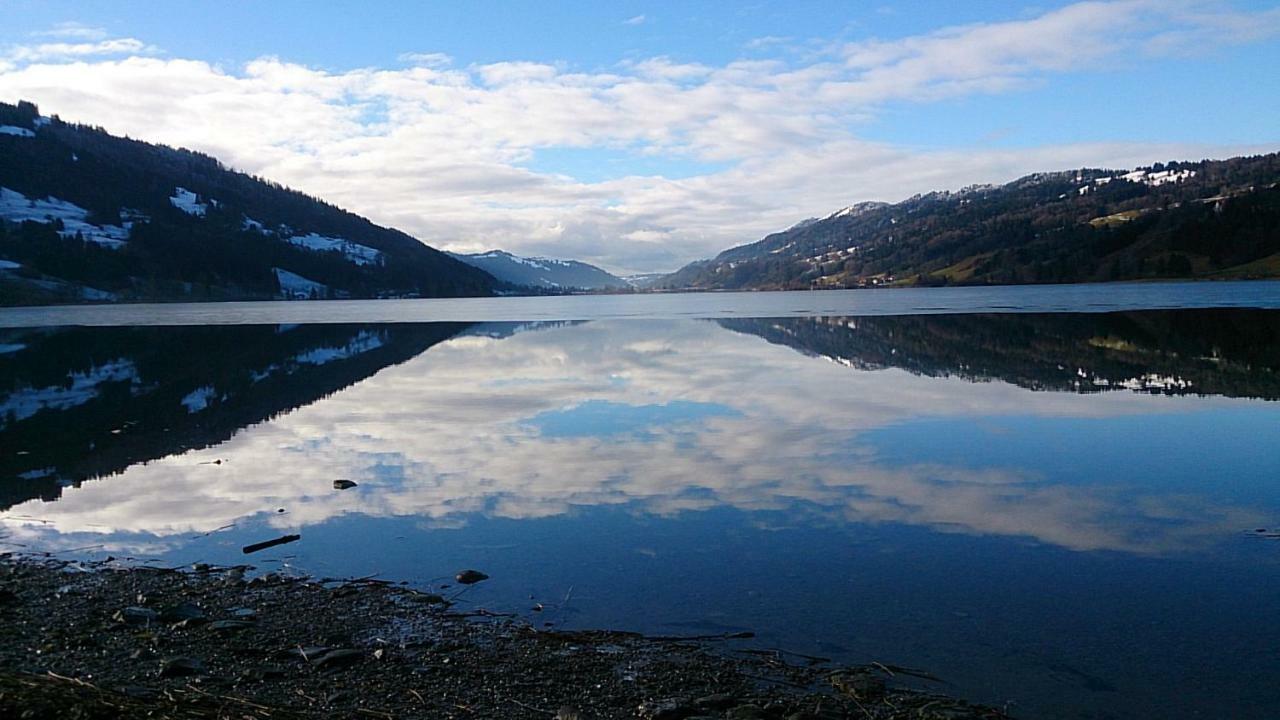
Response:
[1,1,1278,274]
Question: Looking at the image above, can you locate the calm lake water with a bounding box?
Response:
[3,285,1280,719]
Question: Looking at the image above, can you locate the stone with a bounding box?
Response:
[333,479,358,490]
[310,648,364,670]
[209,619,255,633]
[726,705,768,720]
[694,693,737,710]
[159,656,205,678]
[455,569,489,585]
[830,670,886,701]
[280,645,331,661]
[117,606,159,625]
[160,602,207,624]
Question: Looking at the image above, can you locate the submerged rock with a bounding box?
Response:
[455,569,489,585]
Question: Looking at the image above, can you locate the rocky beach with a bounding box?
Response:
[0,554,1006,719]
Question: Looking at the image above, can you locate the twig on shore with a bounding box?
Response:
[507,698,554,715]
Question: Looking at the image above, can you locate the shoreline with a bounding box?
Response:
[0,554,1008,719]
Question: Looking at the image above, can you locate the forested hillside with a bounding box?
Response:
[0,100,495,305]
[662,153,1280,290]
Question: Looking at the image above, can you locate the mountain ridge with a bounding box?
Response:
[446,249,630,291]
[0,100,495,305]
[660,154,1280,290]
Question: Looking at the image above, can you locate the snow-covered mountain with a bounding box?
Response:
[448,250,630,290]
[0,99,494,305]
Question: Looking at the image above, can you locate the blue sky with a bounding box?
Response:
[1,1,1278,272]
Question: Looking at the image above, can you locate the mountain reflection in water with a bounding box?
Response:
[2,310,1279,719]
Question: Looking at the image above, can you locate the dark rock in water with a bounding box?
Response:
[830,670,886,701]
[333,479,358,490]
[117,606,159,625]
[159,656,205,678]
[160,602,207,624]
[638,698,696,720]
[242,534,301,554]
[455,569,489,585]
[209,619,256,633]
[192,563,211,573]
[310,648,364,670]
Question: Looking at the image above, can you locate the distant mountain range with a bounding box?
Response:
[661,153,1280,290]
[0,100,494,305]
[447,250,629,290]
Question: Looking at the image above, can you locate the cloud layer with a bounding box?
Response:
[1,1,1278,272]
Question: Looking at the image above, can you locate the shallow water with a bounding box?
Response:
[2,289,1280,719]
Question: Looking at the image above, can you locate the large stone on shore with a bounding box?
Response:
[159,656,205,678]
[333,479,358,490]
[209,619,256,633]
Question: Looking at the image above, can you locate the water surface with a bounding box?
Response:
[2,292,1280,720]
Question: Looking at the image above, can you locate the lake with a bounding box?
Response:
[3,283,1280,719]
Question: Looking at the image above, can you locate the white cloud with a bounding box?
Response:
[624,15,646,26]
[0,2,1275,273]
[398,51,454,68]
[32,22,109,41]
[6,38,157,64]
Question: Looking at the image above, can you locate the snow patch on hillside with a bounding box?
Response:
[0,125,35,137]
[169,187,209,216]
[0,187,129,248]
[286,233,382,265]
[273,267,328,299]
[242,216,272,234]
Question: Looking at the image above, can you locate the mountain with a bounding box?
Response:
[447,250,630,291]
[0,100,495,305]
[661,154,1280,290]
[621,272,670,289]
